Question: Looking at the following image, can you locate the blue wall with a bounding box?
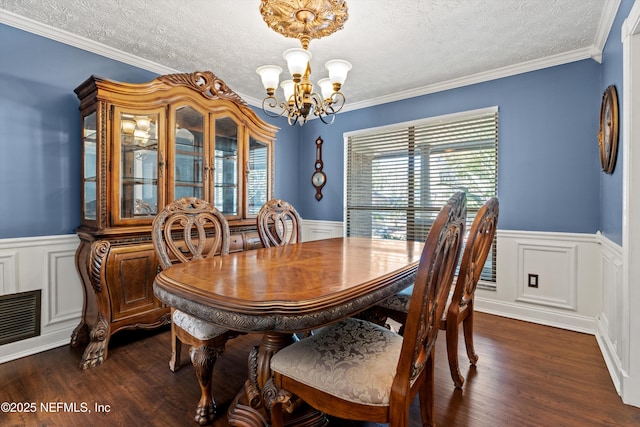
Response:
[0,24,300,238]
[298,60,602,236]
[0,3,630,244]
[597,0,632,246]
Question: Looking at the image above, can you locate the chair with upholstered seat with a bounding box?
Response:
[374,197,499,388]
[152,197,240,425]
[257,198,302,247]
[268,192,466,427]
[257,198,312,340]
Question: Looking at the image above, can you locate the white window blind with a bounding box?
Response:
[345,107,498,282]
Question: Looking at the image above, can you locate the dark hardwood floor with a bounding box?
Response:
[2,312,639,426]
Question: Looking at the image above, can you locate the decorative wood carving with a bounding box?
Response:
[158,71,248,106]
[89,240,109,292]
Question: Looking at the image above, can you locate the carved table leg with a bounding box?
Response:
[79,312,110,369]
[191,344,225,425]
[227,332,327,427]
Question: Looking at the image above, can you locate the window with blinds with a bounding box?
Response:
[345,107,498,282]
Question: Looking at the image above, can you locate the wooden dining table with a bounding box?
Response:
[153,236,424,427]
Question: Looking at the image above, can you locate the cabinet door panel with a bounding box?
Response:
[247,136,270,216]
[214,116,240,218]
[82,111,98,222]
[113,107,165,225]
[106,244,161,321]
[171,105,206,201]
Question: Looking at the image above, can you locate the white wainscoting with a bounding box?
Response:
[595,232,624,394]
[301,219,344,241]
[0,226,625,400]
[0,234,83,364]
[475,230,602,334]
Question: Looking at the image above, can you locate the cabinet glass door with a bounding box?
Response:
[118,111,161,220]
[173,106,204,200]
[82,111,97,221]
[247,136,269,216]
[214,117,239,216]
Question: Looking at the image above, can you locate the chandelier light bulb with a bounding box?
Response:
[325,59,352,88]
[317,78,333,100]
[256,65,282,95]
[280,80,295,102]
[283,48,312,80]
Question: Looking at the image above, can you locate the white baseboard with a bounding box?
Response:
[474,297,597,333]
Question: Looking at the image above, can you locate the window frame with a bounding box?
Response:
[343,106,498,286]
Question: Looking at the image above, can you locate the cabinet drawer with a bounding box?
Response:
[245,231,263,250]
[229,233,245,253]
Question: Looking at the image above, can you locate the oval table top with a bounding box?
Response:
[153,237,423,333]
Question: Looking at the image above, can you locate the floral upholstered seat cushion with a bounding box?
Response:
[270,317,403,406]
[376,284,414,312]
[377,284,455,321]
[172,310,227,341]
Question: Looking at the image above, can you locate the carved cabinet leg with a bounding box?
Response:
[70,321,89,348]
[79,312,110,369]
[190,344,225,426]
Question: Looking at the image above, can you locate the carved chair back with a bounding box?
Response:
[393,192,466,394]
[257,198,302,247]
[152,197,230,270]
[450,197,499,310]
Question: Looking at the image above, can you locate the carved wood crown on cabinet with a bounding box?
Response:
[71,71,278,369]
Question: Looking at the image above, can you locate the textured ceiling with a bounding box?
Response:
[0,0,619,110]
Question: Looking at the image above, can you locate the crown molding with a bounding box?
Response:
[343,46,602,113]
[0,10,179,75]
[0,10,267,108]
[1,3,619,113]
[595,0,622,54]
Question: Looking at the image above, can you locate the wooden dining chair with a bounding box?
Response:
[152,197,240,425]
[267,192,466,427]
[374,197,499,388]
[257,198,302,247]
[257,197,313,340]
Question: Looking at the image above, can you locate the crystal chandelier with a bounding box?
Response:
[256,0,352,126]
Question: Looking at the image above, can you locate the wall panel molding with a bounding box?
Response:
[0,250,18,295]
[515,239,578,310]
[0,234,81,365]
[47,249,83,327]
[476,229,600,333]
[596,232,624,395]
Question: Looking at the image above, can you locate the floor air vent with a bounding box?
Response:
[0,290,41,345]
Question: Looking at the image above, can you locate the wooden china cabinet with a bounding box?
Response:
[71,72,277,369]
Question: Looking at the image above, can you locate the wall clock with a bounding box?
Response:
[311,136,326,201]
[598,85,619,174]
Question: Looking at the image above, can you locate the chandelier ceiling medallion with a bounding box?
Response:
[256,0,351,125]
